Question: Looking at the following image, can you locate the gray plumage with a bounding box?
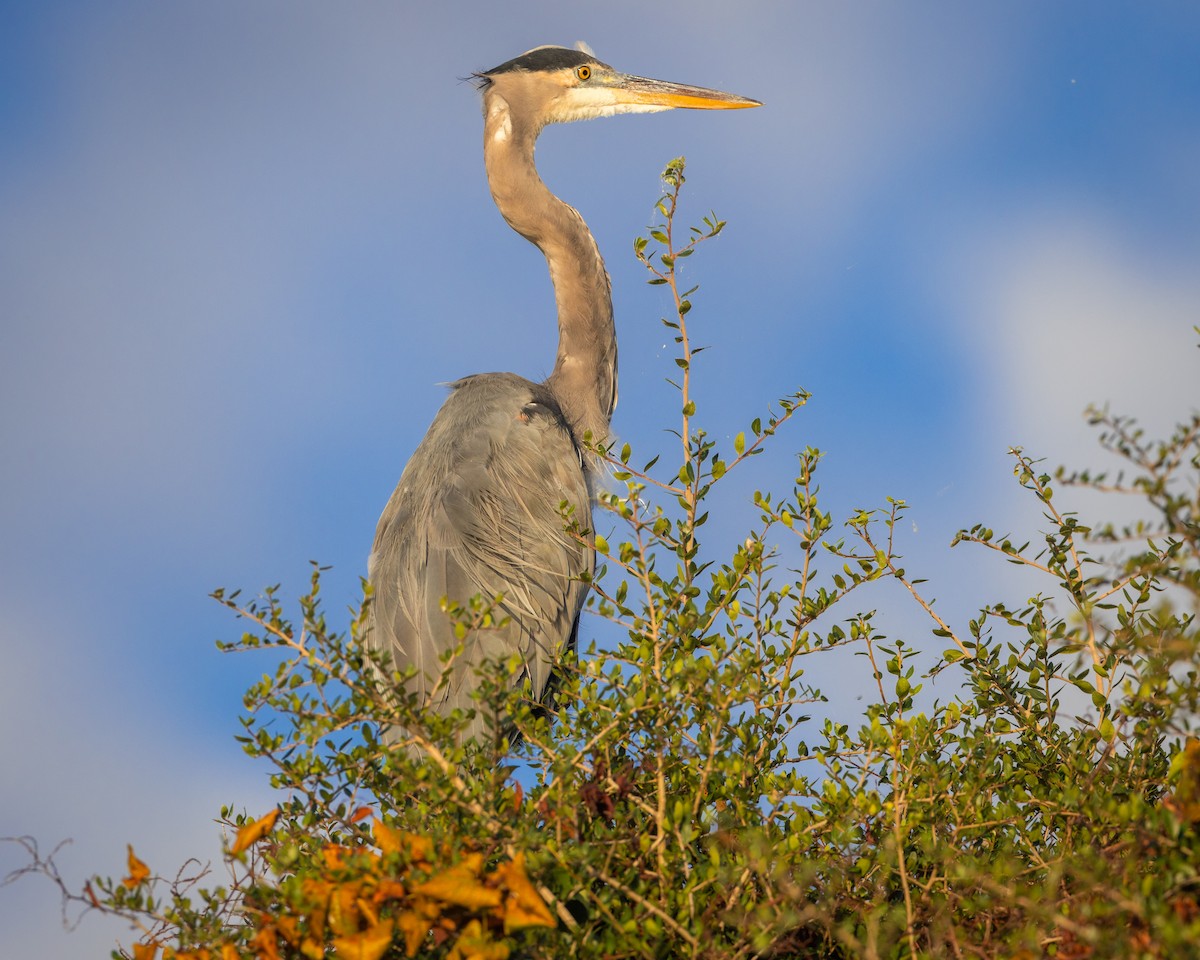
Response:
[369,375,591,743]
[367,45,759,748]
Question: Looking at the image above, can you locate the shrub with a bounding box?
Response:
[9,159,1199,960]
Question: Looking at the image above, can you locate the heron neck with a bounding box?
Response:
[482,96,617,451]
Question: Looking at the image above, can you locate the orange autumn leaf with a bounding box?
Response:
[299,938,324,960]
[123,844,151,889]
[300,878,333,940]
[230,808,280,856]
[409,894,443,922]
[372,819,431,863]
[328,881,365,936]
[405,832,433,863]
[1171,738,1200,823]
[349,805,374,824]
[412,862,502,912]
[323,844,353,869]
[397,908,435,958]
[267,915,312,958]
[456,851,486,876]
[356,896,380,928]
[372,819,402,857]
[491,854,555,932]
[446,919,510,960]
[371,879,407,904]
[221,946,239,960]
[301,876,335,902]
[250,925,281,960]
[274,915,300,946]
[331,919,394,960]
[132,943,159,960]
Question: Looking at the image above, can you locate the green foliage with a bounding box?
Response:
[9,160,1200,959]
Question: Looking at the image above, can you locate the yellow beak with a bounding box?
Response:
[610,74,762,110]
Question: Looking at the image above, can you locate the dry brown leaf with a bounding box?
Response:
[230,809,280,856]
[123,845,150,889]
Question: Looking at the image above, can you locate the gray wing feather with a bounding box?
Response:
[367,373,592,744]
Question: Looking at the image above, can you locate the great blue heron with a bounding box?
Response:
[368,44,758,748]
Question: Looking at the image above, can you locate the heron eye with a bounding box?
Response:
[576,65,591,81]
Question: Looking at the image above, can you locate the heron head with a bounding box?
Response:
[475,44,761,131]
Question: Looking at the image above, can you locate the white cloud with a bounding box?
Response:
[950,205,1198,457]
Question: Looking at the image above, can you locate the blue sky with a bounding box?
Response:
[3,3,1199,955]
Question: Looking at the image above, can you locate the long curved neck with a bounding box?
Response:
[482,90,617,449]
